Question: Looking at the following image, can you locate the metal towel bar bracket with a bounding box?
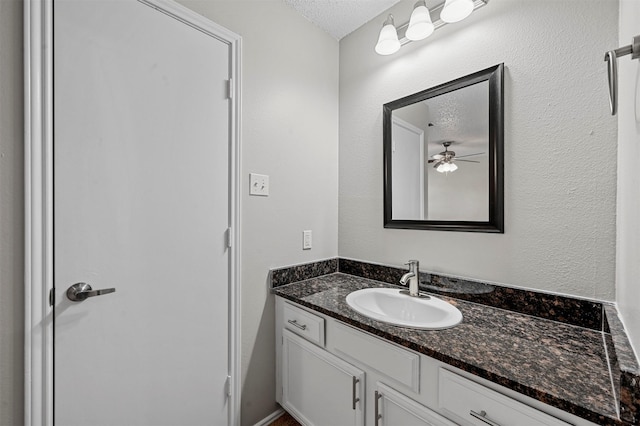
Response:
[605,35,640,116]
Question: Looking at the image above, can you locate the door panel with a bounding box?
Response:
[53,1,230,424]
[391,118,424,220]
[282,330,365,426]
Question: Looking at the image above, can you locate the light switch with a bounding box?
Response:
[249,173,269,196]
[303,230,312,250]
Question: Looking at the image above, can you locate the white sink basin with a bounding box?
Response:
[345,288,462,330]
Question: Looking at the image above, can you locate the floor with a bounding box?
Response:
[269,411,301,426]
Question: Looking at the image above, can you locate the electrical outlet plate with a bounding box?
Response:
[249,173,269,196]
[303,230,312,250]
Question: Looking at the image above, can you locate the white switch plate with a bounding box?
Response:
[249,173,269,196]
[303,230,312,250]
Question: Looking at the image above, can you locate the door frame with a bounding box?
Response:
[24,1,243,424]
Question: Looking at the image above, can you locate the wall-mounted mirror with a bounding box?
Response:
[383,63,504,233]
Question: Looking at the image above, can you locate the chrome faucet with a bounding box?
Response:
[399,260,420,297]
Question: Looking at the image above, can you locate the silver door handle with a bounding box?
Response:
[287,319,307,330]
[374,390,382,426]
[470,410,501,426]
[352,376,360,410]
[66,282,116,302]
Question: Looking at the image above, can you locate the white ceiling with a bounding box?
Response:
[283,0,403,40]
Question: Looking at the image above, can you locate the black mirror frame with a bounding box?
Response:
[383,63,504,233]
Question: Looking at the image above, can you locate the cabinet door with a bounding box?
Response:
[375,382,456,426]
[282,329,365,426]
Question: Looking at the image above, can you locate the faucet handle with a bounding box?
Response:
[404,260,419,272]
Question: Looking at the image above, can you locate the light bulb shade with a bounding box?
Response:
[436,161,458,173]
[440,0,474,23]
[406,1,434,41]
[375,15,401,55]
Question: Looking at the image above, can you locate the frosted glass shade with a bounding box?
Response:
[436,162,458,173]
[375,15,401,55]
[440,0,474,23]
[406,2,434,41]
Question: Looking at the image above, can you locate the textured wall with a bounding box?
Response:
[0,0,24,423]
[174,2,339,424]
[616,0,640,355]
[339,0,618,301]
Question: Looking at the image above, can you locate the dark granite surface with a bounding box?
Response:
[339,258,603,330]
[271,258,337,288]
[605,305,640,424]
[273,273,631,425]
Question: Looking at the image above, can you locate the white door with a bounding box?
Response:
[53,1,232,424]
[391,118,425,220]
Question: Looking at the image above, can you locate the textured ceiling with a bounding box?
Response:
[283,0,403,40]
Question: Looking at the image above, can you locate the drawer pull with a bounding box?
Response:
[374,390,382,426]
[352,376,360,409]
[287,319,307,330]
[470,410,501,426]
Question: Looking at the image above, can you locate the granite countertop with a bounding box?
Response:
[273,272,626,426]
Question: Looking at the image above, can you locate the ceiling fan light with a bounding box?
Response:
[375,15,401,55]
[440,0,474,23]
[406,1,434,41]
[436,161,458,173]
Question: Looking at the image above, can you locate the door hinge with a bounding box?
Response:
[227,79,233,99]
[225,375,231,397]
[49,288,55,307]
[226,227,233,249]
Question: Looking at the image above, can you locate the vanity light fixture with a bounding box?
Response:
[375,0,488,55]
[440,0,475,23]
[406,1,434,41]
[375,15,401,55]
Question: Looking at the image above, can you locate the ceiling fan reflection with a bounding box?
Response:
[427,141,484,173]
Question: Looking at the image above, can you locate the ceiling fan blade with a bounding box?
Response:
[455,152,485,159]
[427,159,437,163]
[456,159,480,163]
[431,154,444,160]
[432,160,444,168]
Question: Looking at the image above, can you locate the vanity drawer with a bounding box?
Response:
[331,322,420,393]
[438,369,570,426]
[283,302,325,347]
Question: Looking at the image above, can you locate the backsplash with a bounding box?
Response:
[272,257,603,331]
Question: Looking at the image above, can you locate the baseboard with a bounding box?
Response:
[253,408,285,426]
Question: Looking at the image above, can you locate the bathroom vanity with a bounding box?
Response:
[272,259,640,426]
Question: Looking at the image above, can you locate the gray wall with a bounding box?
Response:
[174,2,340,425]
[0,0,24,423]
[339,0,618,301]
[616,0,640,355]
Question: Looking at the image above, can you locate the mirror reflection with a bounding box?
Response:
[391,80,489,221]
[383,64,503,232]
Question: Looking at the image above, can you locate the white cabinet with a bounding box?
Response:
[276,297,590,426]
[438,369,571,426]
[375,382,456,426]
[282,329,365,426]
